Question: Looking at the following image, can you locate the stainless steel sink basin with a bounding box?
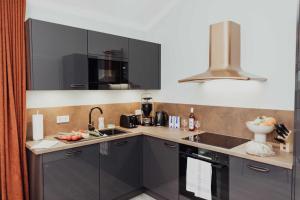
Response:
[98,128,128,136]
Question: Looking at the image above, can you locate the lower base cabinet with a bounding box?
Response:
[143,136,179,200]
[99,136,142,200]
[230,156,292,200]
[43,145,99,200]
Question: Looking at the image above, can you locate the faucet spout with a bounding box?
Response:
[88,107,103,131]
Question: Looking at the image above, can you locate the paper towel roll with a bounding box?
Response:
[98,117,105,129]
[32,112,44,141]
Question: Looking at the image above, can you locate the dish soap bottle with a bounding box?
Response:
[189,107,195,131]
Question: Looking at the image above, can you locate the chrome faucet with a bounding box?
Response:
[88,107,103,131]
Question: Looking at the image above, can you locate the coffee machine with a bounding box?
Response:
[141,95,153,126]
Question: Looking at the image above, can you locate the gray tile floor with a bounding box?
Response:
[130,193,156,200]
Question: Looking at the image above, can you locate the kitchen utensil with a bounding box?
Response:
[120,114,138,128]
[154,111,168,126]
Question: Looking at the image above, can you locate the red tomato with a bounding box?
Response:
[65,135,72,141]
[71,135,80,141]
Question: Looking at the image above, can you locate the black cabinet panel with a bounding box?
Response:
[26,19,161,90]
[129,39,161,89]
[143,136,179,200]
[99,136,142,200]
[230,156,292,200]
[88,31,129,58]
[43,145,99,200]
[26,19,87,90]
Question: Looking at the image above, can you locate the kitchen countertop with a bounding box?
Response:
[26,126,293,169]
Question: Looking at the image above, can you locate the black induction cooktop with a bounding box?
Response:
[183,132,249,149]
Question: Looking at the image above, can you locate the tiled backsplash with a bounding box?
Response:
[155,102,294,140]
[27,102,294,141]
[27,103,140,138]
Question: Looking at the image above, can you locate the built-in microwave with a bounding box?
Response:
[88,50,129,90]
[62,50,129,90]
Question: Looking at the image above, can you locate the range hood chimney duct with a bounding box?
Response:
[178,21,267,83]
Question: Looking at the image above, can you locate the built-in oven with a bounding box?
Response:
[179,144,229,200]
[88,50,128,90]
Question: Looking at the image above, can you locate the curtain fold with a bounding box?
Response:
[0,0,29,200]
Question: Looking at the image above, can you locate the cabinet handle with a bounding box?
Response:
[114,140,128,146]
[164,142,176,148]
[70,84,86,88]
[65,150,82,157]
[247,165,270,173]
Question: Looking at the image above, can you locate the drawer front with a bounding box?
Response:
[43,145,97,163]
[230,156,292,200]
[241,159,291,183]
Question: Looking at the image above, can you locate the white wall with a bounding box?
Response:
[146,0,298,110]
[26,0,298,110]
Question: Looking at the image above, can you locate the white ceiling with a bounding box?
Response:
[27,0,180,31]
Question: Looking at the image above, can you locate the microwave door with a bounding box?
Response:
[88,57,121,89]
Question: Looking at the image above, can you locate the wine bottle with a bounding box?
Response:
[189,107,195,131]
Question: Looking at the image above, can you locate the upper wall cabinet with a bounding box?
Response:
[26,19,161,90]
[129,39,161,89]
[88,31,129,59]
[26,19,88,90]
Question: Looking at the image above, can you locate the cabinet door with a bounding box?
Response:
[129,39,161,89]
[143,136,179,200]
[295,129,300,199]
[230,156,292,200]
[99,137,142,200]
[26,19,87,90]
[43,145,99,200]
[88,31,129,58]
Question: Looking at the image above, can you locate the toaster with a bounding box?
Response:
[120,114,138,128]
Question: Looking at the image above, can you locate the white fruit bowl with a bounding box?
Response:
[246,121,274,143]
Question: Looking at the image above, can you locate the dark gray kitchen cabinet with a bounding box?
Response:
[295,129,300,200]
[26,19,87,90]
[230,156,292,200]
[43,145,99,200]
[99,136,142,200]
[27,145,99,200]
[88,31,129,58]
[143,136,179,200]
[294,2,300,199]
[129,39,161,89]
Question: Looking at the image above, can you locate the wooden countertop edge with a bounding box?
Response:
[26,128,294,169]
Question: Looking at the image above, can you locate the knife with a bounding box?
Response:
[279,124,289,134]
[275,124,288,136]
[274,137,286,144]
[275,129,286,138]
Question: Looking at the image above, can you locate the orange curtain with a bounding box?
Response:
[0,0,29,200]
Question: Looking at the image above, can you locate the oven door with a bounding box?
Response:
[88,55,128,90]
[179,152,229,200]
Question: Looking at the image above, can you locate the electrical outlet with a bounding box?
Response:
[56,115,70,124]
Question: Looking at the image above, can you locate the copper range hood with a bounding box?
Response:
[178,21,267,83]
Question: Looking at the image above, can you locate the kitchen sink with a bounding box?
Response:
[55,128,128,144]
[98,128,128,136]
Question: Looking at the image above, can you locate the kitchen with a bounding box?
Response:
[0,0,298,200]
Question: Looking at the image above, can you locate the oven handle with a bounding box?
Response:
[191,153,212,161]
[181,153,225,169]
